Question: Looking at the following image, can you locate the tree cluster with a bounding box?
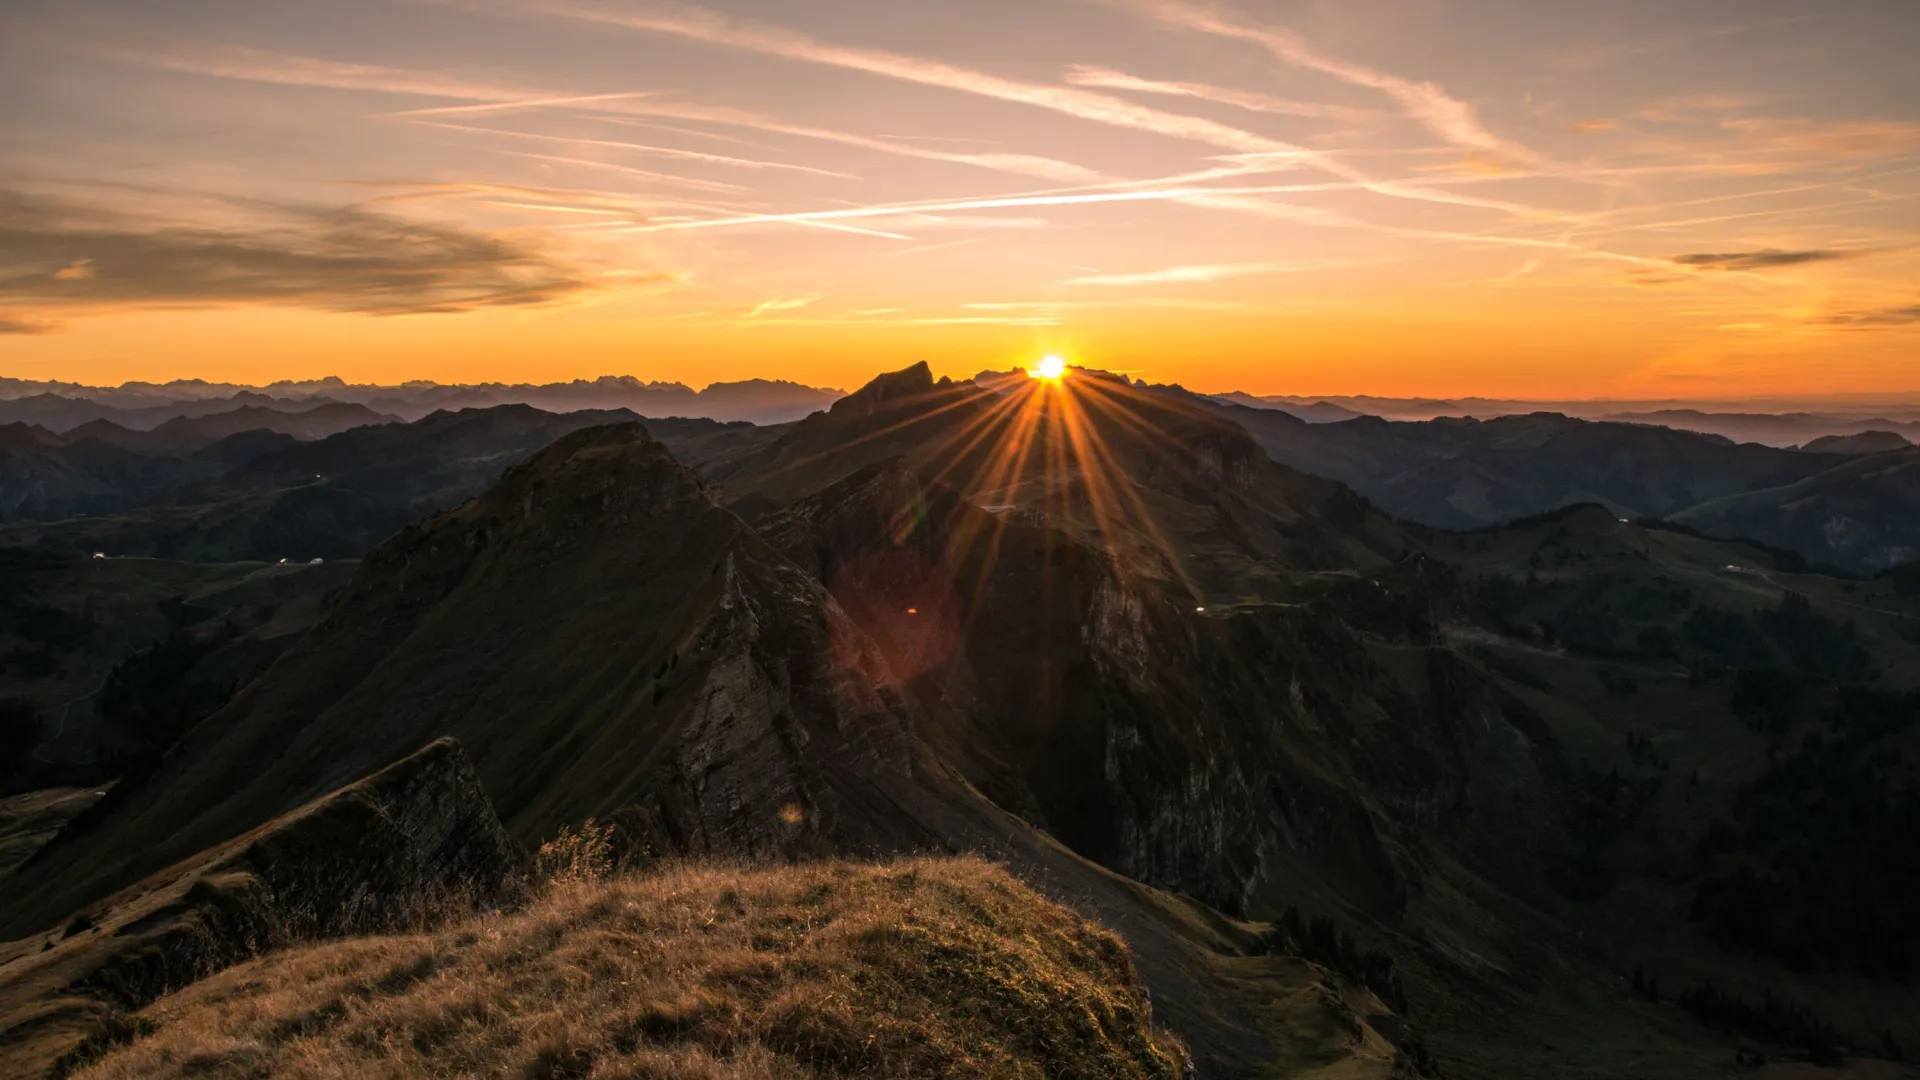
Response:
[1676,981,1842,1066]
[1691,688,1920,978]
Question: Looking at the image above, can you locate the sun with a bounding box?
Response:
[1028,354,1068,382]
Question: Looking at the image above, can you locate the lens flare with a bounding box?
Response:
[1028,354,1068,381]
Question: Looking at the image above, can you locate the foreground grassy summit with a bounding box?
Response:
[71,856,1186,1080]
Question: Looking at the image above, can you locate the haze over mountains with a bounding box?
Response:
[1224,393,1920,448]
[0,376,846,429]
[9,374,1919,445]
[3,363,1919,1079]
[1188,400,1920,573]
[7,367,1915,573]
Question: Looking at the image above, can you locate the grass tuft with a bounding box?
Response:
[71,856,1186,1080]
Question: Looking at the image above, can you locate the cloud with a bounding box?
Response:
[1060,66,1375,122]
[138,43,1100,182]
[1638,94,1751,122]
[0,187,594,318]
[0,315,63,334]
[1126,0,1535,163]
[743,297,815,319]
[1719,117,1920,161]
[1623,270,1688,287]
[606,182,1365,235]
[402,119,857,179]
[140,29,1548,225]
[1421,151,1526,178]
[1820,302,1920,328]
[1568,119,1618,134]
[135,43,594,104]
[500,0,1291,153]
[1672,248,1854,271]
[490,0,1553,219]
[1061,260,1374,286]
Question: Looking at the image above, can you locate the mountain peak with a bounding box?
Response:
[831,361,936,417]
[470,421,712,538]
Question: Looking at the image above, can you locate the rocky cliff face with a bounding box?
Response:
[0,738,521,1078]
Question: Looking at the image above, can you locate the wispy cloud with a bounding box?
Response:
[1623,269,1691,287]
[448,144,754,193]
[1421,151,1528,178]
[1820,301,1920,328]
[136,26,1566,235]
[137,43,585,105]
[744,296,815,319]
[1061,260,1374,286]
[362,179,753,223]
[1638,94,1752,122]
[492,0,1295,153]
[133,43,1102,182]
[603,183,1366,235]
[0,315,63,334]
[1672,248,1856,271]
[1719,117,1920,161]
[1550,16,1809,74]
[1127,0,1535,163]
[0,187,595,318]
[487,0,1558,221]
[1061,66,1374,122]
[402,119,857,178]
[966,297,1271,313]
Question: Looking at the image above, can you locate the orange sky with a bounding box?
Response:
[3,0,1918,397]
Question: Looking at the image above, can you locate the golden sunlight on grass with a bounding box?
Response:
[72,856,1186,1080]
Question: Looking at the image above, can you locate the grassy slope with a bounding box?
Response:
[0,553,356,784]
[1673,448,1920,574]
[0,788,102,879]
[70,857,1187,1080]
[1414,508,1920,1062]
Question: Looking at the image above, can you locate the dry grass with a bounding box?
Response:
[70,855,1186,1080]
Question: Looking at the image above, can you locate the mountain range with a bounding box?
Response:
[2,363,1918,1078]
[0,376,845,428]
[1183,398,1920,573]
[1222,392,1920,446]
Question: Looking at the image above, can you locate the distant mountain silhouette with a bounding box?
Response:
[1799,429,1912,454]
[0,376,844,429]
[65,402,392,454]
[1598,408,1920,447]
[1673,446,1920,572]
[1182,400,1836,529]
[0,422,216,521]
[0,391,329,433]
[0,405,637,560]
[1206,392,1367,423]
